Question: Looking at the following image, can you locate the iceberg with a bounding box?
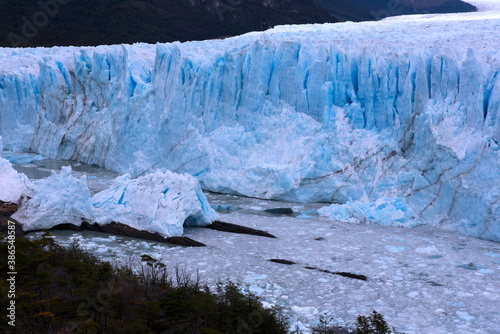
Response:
[12,166,95,231]
[12,166,217,236]
[1,152,45,165]
[92,170,218,237]
[1,8,500,241]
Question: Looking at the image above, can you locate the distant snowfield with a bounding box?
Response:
[465,0,500,12]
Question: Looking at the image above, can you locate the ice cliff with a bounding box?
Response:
[1,10,500,241]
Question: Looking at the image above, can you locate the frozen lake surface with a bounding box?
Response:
[24,171,500,333]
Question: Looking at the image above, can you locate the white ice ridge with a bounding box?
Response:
[1,4,500,241]
[11,166,217,236]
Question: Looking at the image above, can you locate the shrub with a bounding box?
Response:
[356,310,405,334]
[0,235,288,333]
[311,312,336,334]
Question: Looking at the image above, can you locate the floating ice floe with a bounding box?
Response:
[1,152,45,165]
[318,197,421,228]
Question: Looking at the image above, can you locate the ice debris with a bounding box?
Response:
[13,166,94,231]
[318,197,421,227]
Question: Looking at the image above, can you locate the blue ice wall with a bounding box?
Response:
[0,23,499,241]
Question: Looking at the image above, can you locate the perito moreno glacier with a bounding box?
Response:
[0,3,499,241]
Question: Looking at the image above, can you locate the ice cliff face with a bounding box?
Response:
[1,9,500,241]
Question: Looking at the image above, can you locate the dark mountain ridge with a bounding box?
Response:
[314,0,476,21]
[0,0,476,48]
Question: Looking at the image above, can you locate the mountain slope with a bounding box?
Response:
[0,0,336,47]
[0,0,475,48]
[314,0,477,21]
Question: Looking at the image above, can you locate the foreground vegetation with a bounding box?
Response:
[0,234,287,333]
[309,310,405,334]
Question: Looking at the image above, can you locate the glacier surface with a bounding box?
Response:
[1,2,500,241]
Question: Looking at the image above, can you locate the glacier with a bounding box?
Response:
[1,3,500,241]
